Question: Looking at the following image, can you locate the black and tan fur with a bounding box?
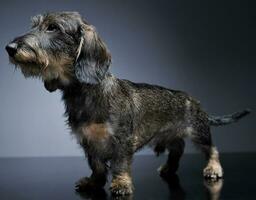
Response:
[6,12,250,196]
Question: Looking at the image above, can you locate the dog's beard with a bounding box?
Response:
[19,63,42,78]
[9,48,74,86]
[10,57,42,78]
[9,48,48,78]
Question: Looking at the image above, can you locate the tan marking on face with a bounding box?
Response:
[80,123,110,141]
[15,49,36,63]
[36,49,49,67]
[42,53,74,84]
[12,47,49,77]
[13,42,74,83]
[14,36,48,67]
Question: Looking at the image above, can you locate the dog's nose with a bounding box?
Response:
[5,43,18,57]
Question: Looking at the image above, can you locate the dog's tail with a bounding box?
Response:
[208,109,251,126]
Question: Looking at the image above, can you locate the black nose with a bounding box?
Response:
[6,43,18,57]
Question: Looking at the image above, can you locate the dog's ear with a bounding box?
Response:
[74,23,111,84]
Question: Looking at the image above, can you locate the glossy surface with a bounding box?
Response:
[0,153,255,199]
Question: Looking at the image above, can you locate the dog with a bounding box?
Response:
[6,11,250,196]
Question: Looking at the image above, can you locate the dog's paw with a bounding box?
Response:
[110,173,133,196]
[203,162,223,180]
[75,177,103,192]
[110,184,133,196]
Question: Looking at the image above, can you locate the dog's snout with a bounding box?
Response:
[6,43,18,57]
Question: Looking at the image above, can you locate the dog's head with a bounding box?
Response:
[6,11,111,92]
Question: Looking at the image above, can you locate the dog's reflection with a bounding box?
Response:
[161,174,223,200]
[76,187,107,200]
[161,174,186,200]
[76,175,223,200]
[76,187,133,200]
[204,179,223,200]
[162,174,223,200]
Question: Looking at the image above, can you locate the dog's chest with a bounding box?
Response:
[74,122,114,156]
[63,87,110,128]
[62,85,115,154]
[76,122,113,142]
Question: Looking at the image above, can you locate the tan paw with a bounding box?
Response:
[110,173,133,196]
[203,162,223,179]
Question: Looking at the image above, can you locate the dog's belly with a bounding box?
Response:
[132,119,192,152]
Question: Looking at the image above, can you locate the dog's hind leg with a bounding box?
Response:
[158,138,185,177]
[190,122,223,179]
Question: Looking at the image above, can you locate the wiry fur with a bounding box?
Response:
[6,11,250,196]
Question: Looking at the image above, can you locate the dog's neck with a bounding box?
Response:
[61,73,117,97]
[60,74,116,127]
[44,72,116,94]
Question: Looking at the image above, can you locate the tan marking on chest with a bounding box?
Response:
[80,123,110,141]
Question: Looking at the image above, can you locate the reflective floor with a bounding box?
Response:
[0,153,255,200]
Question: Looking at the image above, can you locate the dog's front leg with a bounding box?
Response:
[75,154,108,192]
[110,152,134,196]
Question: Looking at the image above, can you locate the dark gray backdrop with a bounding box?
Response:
[0,0,254,157]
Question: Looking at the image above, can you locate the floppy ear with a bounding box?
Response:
[74,23,111,84]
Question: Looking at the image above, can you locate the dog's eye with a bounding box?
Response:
[46,24,59,32]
